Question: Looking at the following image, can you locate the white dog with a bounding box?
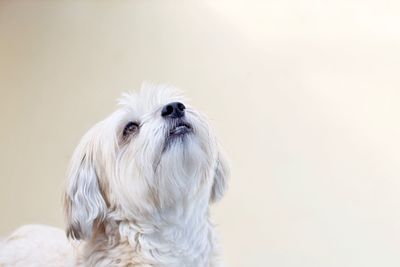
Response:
[0,84,229,267]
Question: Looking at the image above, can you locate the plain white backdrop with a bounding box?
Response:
[1,1,400,266]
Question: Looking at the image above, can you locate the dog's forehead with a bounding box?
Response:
[118,85,186,116]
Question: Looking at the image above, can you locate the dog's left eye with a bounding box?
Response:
[122,122,139,137]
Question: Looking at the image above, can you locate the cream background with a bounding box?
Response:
[1,1,400,266]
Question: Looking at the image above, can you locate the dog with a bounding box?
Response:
[0,84,230,267]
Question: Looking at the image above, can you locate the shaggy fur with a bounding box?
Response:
[0,84,229,267]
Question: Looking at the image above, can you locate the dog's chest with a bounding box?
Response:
[123,224,214,267]
[77,222,218,267]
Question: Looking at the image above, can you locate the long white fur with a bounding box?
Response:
[0,84,229,267]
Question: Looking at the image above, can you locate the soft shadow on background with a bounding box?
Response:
[1,1,400,267]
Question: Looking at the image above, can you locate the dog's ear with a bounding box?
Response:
[64,128,108,240]
[210,149,230,203]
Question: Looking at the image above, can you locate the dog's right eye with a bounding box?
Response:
[122,122,139,137]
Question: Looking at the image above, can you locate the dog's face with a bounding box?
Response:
[64,85,229,240]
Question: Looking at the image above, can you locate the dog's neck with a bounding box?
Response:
[121,195,216,266]
[80,193,220,267]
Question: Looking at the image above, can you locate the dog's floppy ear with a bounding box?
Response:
[64,128,108,240]
[210,149,230,203]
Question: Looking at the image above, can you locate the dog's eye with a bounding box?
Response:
[122,122,139,137]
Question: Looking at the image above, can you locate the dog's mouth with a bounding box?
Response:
[162,121,193,152]
[169,121,192,137]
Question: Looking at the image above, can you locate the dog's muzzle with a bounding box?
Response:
[162,101,193,139]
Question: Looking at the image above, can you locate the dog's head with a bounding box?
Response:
[64,84,229,240]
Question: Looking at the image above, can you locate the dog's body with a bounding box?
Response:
[0,84,229,267]
[0,225,74,266]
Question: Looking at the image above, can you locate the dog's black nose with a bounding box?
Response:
[161,102,186,119]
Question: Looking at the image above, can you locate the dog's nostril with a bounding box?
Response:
[161,102,185,119]
[177,102,185,111]
[162,105,174,117]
